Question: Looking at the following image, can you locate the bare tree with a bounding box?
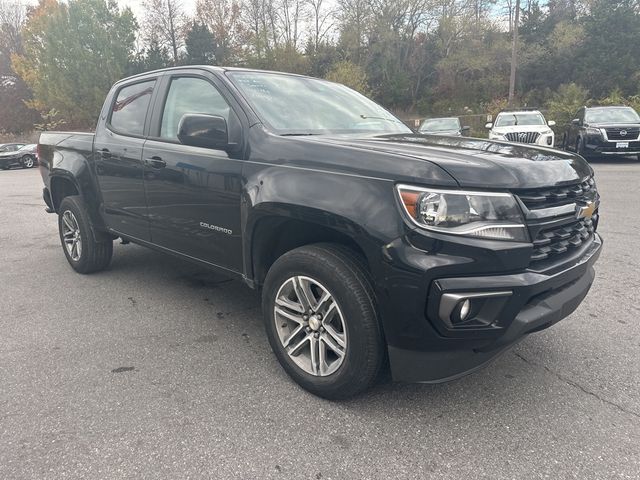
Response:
[142,0,186,64]
[307,0,335,52]
[278,0,308,50]
[508,0,520,104]
[0,0,27,71]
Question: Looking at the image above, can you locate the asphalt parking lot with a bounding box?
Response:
[1,163,639,479]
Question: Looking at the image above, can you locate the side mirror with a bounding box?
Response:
[177,114,228,150]
[571,118,580,126]
[461,126,471,131]
[485,122,493,129]
[547,120,556,127]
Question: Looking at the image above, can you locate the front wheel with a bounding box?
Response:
[262,243,384,399]
[58,196,113,273]
[21,155,35,168]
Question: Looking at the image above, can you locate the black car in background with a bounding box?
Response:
[0,143,38,169]
[418,117,470,136]
[564,106,640,160]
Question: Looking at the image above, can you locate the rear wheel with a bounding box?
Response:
[21,155,35,168]
[58,196,113,273]
[262,243,384,399]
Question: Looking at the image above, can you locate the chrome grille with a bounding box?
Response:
[605,127,640,140]
[504,132,541,144]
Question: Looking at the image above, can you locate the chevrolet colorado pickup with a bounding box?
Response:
[38,67,602,399]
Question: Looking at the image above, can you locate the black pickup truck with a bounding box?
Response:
[38,67,602,399]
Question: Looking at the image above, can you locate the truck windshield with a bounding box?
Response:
[585,107,640,124]
[228,71,411,135]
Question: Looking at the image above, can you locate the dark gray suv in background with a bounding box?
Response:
[564,106,640,160]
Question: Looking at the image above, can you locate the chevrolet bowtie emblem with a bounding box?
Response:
[577,201,597,219]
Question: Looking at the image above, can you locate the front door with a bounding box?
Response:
[142,74,244,272]
[94,79,157,241]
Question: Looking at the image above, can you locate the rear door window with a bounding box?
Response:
[109,80,156,136]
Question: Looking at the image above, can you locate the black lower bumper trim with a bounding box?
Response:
[388,234,601,383]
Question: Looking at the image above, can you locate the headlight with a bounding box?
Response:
[541,130,553,135]
[489,133,506,140]
[585,127,601,136]
[397,185,529,242]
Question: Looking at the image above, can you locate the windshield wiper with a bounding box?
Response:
[280,132,322,136]
[359,114,404,125]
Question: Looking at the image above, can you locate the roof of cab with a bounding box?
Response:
[114,65,314,86]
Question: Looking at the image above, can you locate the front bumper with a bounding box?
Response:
[379,232,602,383]
[584,138,640,157]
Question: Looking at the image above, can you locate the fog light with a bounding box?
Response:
[459,299,471,320]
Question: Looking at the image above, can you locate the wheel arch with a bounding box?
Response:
[247,211,374,288]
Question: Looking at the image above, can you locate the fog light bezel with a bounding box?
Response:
[439,291,513,329]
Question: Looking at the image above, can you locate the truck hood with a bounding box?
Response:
[311,133,592,189]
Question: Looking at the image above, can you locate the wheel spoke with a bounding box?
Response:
[293,276,315,311]
[281,324,304,348]
[309,335,320,375]
[286,333,311,357]
[275,306,305,325]
[315,291,332,315]
[322,326,346,353]
[318,337,329,376]
[75,237,82,258]
[275,295,305,314]
[71,241,78,259]
[63,215,74,232]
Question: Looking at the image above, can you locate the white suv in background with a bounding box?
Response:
[486,110,556,147]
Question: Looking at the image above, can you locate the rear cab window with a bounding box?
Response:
[108,80,156,136]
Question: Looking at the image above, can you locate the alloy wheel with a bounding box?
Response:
[61,210,82,261]
[274,275,347,376]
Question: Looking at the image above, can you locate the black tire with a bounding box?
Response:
[58,196,113,274]
[21,155,35,168]
[262,243,384,399]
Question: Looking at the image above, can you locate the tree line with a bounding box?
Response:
[1,0,640,133]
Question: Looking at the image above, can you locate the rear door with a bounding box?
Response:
[141,71,245,272]
[94,78,158,240]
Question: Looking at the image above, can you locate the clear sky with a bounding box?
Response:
[117,0,198,20]
[24,0,199,22]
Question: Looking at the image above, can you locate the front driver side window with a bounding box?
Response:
[160,77,231,141]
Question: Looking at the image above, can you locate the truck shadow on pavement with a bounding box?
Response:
[102,242,564,409]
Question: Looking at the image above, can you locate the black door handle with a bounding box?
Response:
[99,148,111,159]
[145,156,166,169]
